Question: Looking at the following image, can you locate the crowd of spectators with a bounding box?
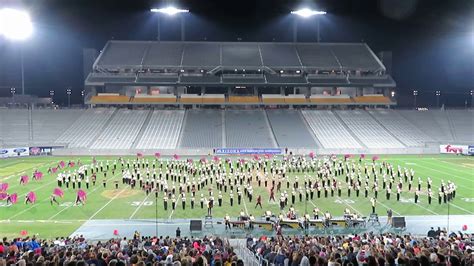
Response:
[248,229,473,266]
[0,234,241,266]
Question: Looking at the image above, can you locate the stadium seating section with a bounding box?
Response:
[1,109,472,150]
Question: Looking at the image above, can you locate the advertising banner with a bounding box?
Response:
[214,148,282,155]
[0,147,30,158]
[29,147,53,156]
[468,146,474,156]
[439,144,468,155]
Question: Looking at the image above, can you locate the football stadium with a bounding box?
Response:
[0,0,473,265]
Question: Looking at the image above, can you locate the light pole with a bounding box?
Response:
[291,8,326,43]
[0,8,33,94]
[470,90,473,109]
[150,7,189,41]
[435,90,441,108]
[49,90,55,106]
[10,87,16,97]
[413,90,418,108]
[66,88,72,107]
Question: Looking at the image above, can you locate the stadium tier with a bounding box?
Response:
[1,109,472,152]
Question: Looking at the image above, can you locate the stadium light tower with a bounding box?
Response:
[291,8,326,43]
[435,90,441,108]
[150,6,189,41]
[413,90,418,108]
[66,88,72,107]
[0,8,33,95]
[471,90,473,109]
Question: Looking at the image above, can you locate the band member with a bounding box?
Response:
[255,195,262,209]
[50,194,59,206]
[191,196,195,209]
[164,195,168,211]
[102,178,107,188]
[428,189,432,205]
[370,197,376,213]
[218,192,223,207]
[415,189,420,204]
[182,194,186,210]
[224,214,231,230]
[313,207,320,219]
[171,196,176,210]
[397,187,401,201]
[229,191,234,206]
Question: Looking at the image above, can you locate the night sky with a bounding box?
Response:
[0,0,472,107]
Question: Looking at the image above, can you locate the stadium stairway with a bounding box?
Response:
[263,110,281,148]
[366,110,409,147]
[332,111,368,149]
[86,108,118,148]
[131,110,153,149]
[221,110,226,148]
[175,110,188,148]
[297,110,324,148]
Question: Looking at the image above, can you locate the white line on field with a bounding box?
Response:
[87,186,130,220]
[48,171,122,220]
[336,196,362,215]
[129,192,152,219]
[377,200,401,216]
[168,194,181,220]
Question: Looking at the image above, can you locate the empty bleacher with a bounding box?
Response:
[335,110,405,148]
[55,108,116,148]
[0,109,30,145]
[397,110,454,142]
[180,110,223,148]
[266,110,318,148]
[32,110,83,143]
[225,110,275,148]
[136,110,185,149]
[446,110,474,142]
[369,110,433,147]
[301,110,362,149]
[90,109,148,149]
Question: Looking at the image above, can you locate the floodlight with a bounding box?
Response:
[391,91,395,97]
[150,6,189,16]
[291,8,326,18]
[0,8,33,40]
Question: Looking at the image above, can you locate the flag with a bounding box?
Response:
[173,154,179,160]
[0,183,8,192]
[20,230,28,236]
[213,156,219,162]
[154,152,161,158]
[10,193,18,204]
[53,187,64,198]
[52,167,58,173]
[360,154,365,159]
[20,175,29,185]
[69,161,75,167]
[137,152,143,158]
[0,193,7,200]
[344,154,352,159]
[59,161,65,168]
[309,152,315,159]
[200,157,207,163]
[372,155,379,161]
[27,191,37,203]
[34,171,43,180]
[77,189,87,201]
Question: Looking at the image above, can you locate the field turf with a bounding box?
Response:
[0,155,473,238]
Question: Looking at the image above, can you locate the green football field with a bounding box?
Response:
[0,154,473,238]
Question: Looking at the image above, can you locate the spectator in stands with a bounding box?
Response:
[0,234,239,266]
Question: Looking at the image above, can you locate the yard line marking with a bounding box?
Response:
[48,171,122,220]
[242,194,249,216]
[447,202,474,215]
[431,158,472,169]
[335,196,363,215]
[377,200,401,216]
[130,193,152,219]
[168,194,181,220]
[87,186,130,220]
[413,202,439,215]
[424,159,474,174]
[395,159,473,190]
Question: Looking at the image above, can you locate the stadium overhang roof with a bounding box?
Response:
[87,40,395,88]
